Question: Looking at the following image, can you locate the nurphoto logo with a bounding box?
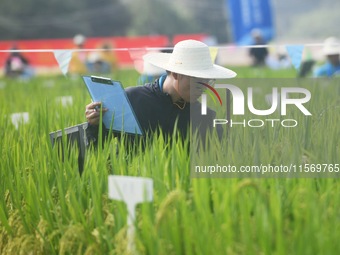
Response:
[200,83,312,128]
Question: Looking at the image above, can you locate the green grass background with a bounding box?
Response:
[0,67,339,255]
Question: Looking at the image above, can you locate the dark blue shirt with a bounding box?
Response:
[86,77,219,145]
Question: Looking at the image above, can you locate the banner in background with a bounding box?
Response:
[227,0,275,45]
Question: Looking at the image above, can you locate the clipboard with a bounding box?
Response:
[83,75,143,136]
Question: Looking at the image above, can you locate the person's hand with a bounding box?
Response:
[85,102,108,125]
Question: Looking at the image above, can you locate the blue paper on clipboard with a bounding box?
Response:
[83,76,143,136]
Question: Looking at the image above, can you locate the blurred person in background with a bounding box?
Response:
[313,37,340,77]
[4,45,34,80]
[136,53,166,85]
[266,45,291,70]
[136,44,173,85]
[68,34,88,75]
[137,60,166,85]
[87,42,119,74]
[98,42,119,73]
[249,29,269,67]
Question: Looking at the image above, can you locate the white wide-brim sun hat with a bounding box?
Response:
[142,61,165,76]
[322,37,340,55]
[143,40,237,79]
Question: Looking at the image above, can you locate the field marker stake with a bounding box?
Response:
[108,175,153,254]
[10,112,29,129]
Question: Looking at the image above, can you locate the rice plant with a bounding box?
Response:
[0,69,339,255]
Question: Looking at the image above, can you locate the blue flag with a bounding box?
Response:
[227,0,275,45]
[286,45,304,70]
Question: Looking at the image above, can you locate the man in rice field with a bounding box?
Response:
[4,45,34,80]
[68,34,89,75]
[84,39,237,146]
[313,37,340,77]
[248,29,269,67]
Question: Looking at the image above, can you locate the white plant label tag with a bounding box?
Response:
[108,175,153,253]
[11,112,29,129]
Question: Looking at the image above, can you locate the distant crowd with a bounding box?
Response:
[3,32,340,80]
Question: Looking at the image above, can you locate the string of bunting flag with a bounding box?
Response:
[0,43,328,76]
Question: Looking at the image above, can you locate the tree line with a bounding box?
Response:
[0,0,230,43]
